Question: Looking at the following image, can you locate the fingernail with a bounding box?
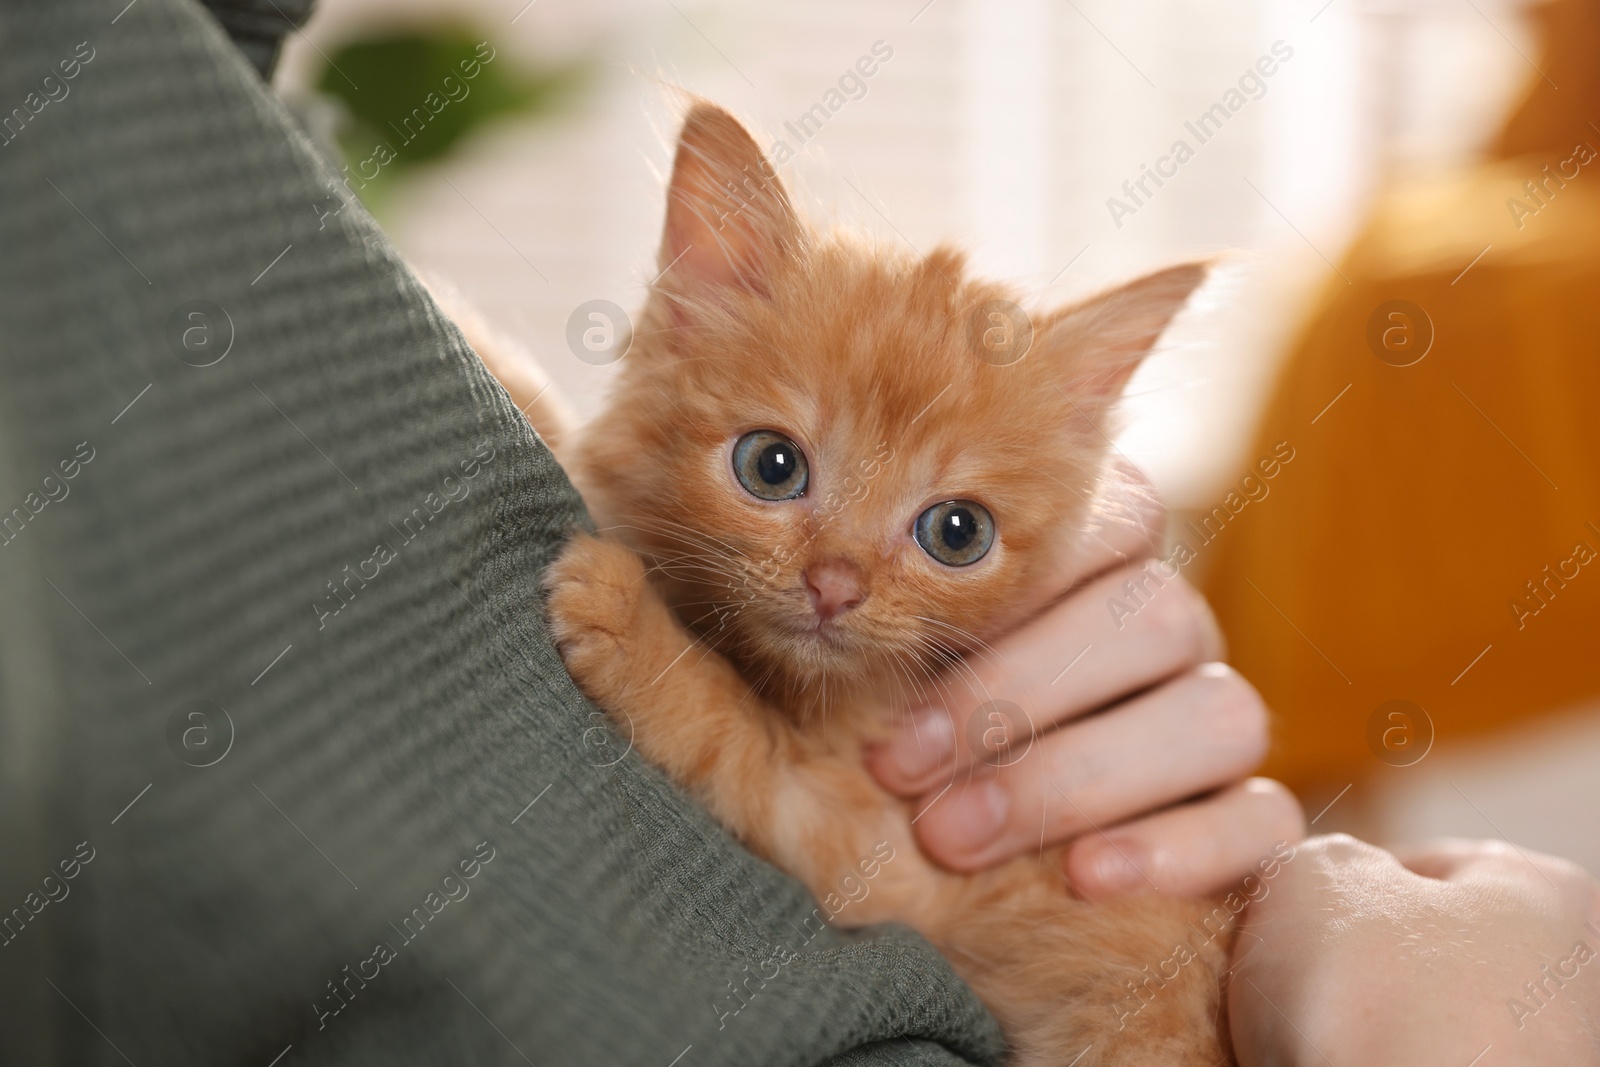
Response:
[885,708,953,781]
[925,779,1009,858]
[1089,841,1149,895]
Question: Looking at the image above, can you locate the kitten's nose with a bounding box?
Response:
[802,560,866,621]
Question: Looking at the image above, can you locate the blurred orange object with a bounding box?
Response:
[1203,0,1600,789]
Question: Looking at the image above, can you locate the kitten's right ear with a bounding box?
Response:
[1036,261,1209,422]
[658,102,800,298]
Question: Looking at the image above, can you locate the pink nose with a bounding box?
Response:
[802,560,866,621]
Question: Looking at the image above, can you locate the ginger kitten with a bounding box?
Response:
[542,102,1234,1066]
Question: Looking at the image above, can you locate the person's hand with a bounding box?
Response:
[865,462,1303,898]
[1230,834,1600,1066]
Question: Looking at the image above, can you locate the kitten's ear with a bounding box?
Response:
[1038,261,1209,416]
[658,102,800,297]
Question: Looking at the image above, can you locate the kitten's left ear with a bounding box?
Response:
[1036,261,1209,417]
[657,102,802,298]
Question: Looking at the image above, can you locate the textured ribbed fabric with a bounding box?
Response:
[0,2,1004,1064]
[202,0,315,77]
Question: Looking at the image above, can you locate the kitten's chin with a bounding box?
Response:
[744,614,879,684]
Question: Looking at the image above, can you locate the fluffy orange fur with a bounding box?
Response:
[543,102,1234,1066]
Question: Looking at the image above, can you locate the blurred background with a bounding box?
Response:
[275,0,1600,870]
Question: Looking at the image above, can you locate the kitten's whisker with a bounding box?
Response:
[645,557,745,581]
[605,516,751,562]
[897,635,963,703]
[901,631,1003,716]
[907,620,1012,708]
[884,647,948,712]
[910,615,1005,665]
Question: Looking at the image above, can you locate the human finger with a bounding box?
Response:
[908,664,1267,871]
[1065,777,1305,899]
[869,570,1224,798]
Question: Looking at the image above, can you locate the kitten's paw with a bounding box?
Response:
[544,533,651,698]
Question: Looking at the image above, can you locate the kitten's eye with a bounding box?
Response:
[732,430,809,501]
[914,500,995,567]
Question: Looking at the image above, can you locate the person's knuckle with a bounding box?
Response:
[1105,460,1167,544]
[1308,832,1372,865]
[1144,578,1210,660]
[1194,665,1269,765]
[1094,515,1161,569]
[1476,839,1520,862]
[1247,777,1307,840]
[1189,585,1226,659]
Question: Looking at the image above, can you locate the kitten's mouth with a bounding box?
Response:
[692,592,878,677]
[780,610,852,642]
[766,607,865,658]
[804,617,853,646]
